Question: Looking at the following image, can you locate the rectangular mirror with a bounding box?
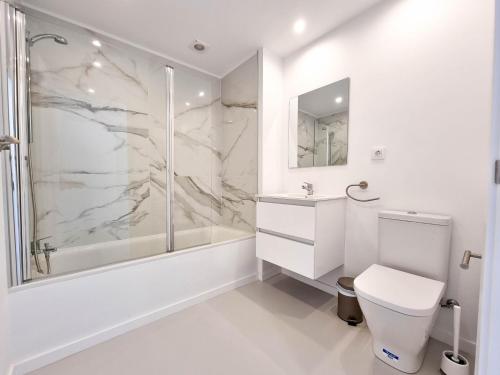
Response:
[289,78,350,168]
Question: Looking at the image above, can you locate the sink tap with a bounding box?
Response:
[302,182,314,196]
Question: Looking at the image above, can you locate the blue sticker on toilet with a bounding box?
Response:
[383,348,399,361]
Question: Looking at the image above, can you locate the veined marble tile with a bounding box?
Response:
[221,55,258,107]
[314,111,348,166]
[25,14,258,252]
[27,15,168,249]
[297,111,316,168]
[219,55,258,232]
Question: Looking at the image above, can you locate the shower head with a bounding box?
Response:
[29,33,68,46]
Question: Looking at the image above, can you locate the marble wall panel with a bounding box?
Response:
[220,55,258,232]
[26,14,258,251]
[297,111,315,168]
[314,111,348,166]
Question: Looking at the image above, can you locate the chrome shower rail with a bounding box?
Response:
[345,181,380,202]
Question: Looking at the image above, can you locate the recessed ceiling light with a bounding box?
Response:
[92,39,102,48]
[293,19,306,34]
[190,39,210,53]
[335,96,343,104]
[92,61,102,68]
[185,102,191,106]
[87,88,95,94]
[198,91,205,97]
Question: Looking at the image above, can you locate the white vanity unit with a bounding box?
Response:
[256,194,346,280]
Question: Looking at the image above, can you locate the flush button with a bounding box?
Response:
[407,211,417,215]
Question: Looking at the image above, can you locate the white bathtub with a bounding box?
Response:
[13,229,257,374]
[33,225,254,278]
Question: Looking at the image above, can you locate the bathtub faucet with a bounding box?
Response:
[42,242,57,274]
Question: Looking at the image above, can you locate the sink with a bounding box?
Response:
[257,193,345,202]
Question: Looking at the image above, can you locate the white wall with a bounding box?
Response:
[256,49,285,280]
[262,0,494,353]
[259,48,284,195]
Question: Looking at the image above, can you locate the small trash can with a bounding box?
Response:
[336,277,363,326]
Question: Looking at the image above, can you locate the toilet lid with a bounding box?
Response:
[354,264,445,317]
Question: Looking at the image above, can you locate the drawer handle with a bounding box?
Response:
[257,228,314,246]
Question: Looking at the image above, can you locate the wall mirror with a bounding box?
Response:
[289,78,350,168]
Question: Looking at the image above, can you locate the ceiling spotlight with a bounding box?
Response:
[335,96,343,104]
[198,91,205,97]
[190,39,209,53]
[293,19,306,34]
[87,88,95,94]
[185,102,191,106]
[92,39,102,48]
[92,61,102,68]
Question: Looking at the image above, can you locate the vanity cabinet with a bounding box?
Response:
[256,195,346,279]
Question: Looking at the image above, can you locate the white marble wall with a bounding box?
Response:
[220,55,258,232]
[297,111,315,167]
[174,55,258,234]
[173,71,222,232]
[28,14,257,250]
[314,111,348,166]
[28,15,169,249]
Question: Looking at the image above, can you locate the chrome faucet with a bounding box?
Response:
[302,182,314,196]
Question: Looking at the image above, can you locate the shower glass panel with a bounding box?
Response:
[173,56,258,250]
[25,14,170,279]
[1,4,258,285]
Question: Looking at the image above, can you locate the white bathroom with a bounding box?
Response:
[0,0,499,374]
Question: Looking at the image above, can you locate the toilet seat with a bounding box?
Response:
[354,264,445,317]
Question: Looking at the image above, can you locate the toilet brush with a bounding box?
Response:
[440,304,470,375]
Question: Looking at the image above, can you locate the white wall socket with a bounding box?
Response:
[371,146,386,160]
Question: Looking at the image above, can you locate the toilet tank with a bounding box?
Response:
[378,210,452,283]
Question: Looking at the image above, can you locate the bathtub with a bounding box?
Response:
[13,226,257,373]
[33,225,254,278]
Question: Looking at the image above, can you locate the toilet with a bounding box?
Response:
[354,210,452,373]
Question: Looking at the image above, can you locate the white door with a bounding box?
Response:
[476,170,500,375]
[476,4,500,373]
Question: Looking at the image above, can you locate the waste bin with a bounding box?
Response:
[336,277,363,326]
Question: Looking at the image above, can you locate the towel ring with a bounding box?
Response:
[346,181,380,202]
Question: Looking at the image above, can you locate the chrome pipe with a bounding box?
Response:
[25,33,43,274]
[28,33,67,46]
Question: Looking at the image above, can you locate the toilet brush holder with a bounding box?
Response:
[440,351,469,375]
[440,304,470,375]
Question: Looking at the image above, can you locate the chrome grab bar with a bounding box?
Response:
[345,181,380,202]
[0,135,20,151]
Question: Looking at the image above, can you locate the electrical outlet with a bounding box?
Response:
[371,146,386,160]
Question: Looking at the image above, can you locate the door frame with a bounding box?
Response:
[476,1,500,374]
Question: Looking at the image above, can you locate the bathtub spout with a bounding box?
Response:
[43,242,57,274]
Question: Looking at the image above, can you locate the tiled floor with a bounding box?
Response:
[29,275,468,375]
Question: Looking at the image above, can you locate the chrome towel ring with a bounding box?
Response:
[346,181,380,202]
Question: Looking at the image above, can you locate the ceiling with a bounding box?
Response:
[18,0,382,77]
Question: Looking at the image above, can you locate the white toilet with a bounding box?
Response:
[354,210,452,373]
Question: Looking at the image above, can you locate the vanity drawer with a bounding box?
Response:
[256,202,315,241]
[256,231,315,279]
